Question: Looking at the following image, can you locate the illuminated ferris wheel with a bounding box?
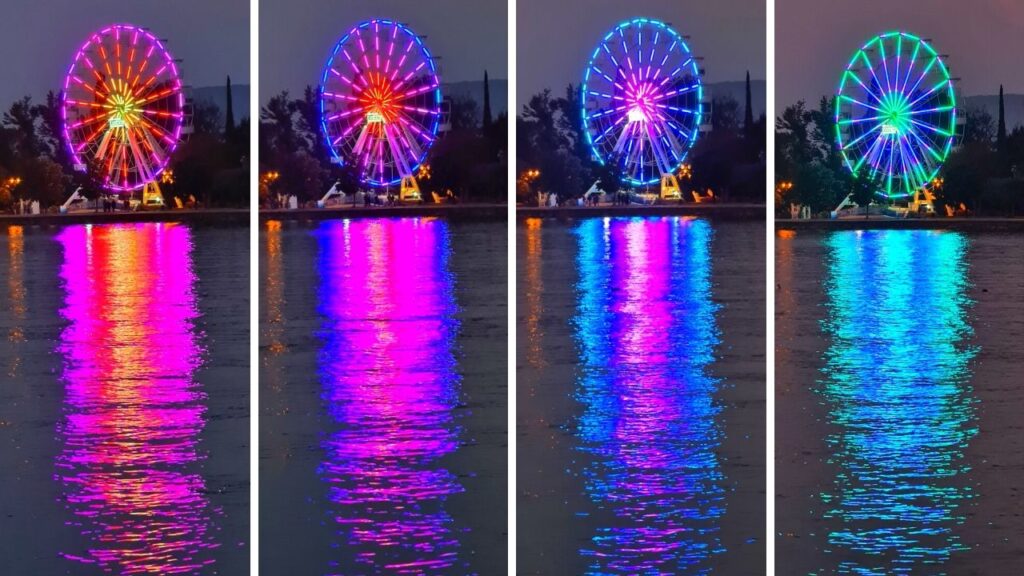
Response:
[582,18,704,198]
[62,24,185,196]
[319,19,443,200]
[836,31,958,201]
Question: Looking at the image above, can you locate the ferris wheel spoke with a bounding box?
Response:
[909,105,955,116]
[909,117,953,137]
[125,128,152,183]
[879,38,894,93]
[842,71,884,106]
[905,123,944,163]
[905,79,950,111]
[590,66,615,83]
[858,51,887,101]
[839,95,883,113]
[905,57,939,101]
[842,120,886,152]
[897,40,922,94]
[838,114,884,126]
[137,115,178,149]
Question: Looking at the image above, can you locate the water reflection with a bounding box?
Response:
[264,220,287,358]
[55,223,217,574]
[820,230,976,573]
[572,217,724,574]
[523,218,546,369]
[6,226,26,378]
[316,218,465,574]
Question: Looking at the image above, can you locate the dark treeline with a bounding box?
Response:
[516,72,766,203]
[776,87,1024,217]
[0,76,249,211]
[259,71,508,205]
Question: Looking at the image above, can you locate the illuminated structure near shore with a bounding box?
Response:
[836,32,957,203]
[319,19,443,201]
[581,19,704,198]
[62,24,185,205]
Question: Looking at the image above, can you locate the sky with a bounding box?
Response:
[0,0,249,107]
[517,0,766,108]
[260,0,508,101]
[777,0,1024,114]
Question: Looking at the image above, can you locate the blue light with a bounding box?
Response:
[818,230,977,572]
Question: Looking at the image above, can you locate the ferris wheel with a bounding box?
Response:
[582,18,704,193]
[62,24,185,194]
[836,31,957,200]
[319,19,443,199]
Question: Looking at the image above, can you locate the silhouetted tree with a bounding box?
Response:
[744,71,754,139]
[226,76,236,139]
[483,70,493,130]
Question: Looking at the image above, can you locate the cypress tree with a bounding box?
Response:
[226,75,236,138]
[483,70,493,130]
[744,71,754,139]
[997,84,1007,153]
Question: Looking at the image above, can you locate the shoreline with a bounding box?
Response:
[260,203,507,221]
[0,208,249,227]
[517,203,765,219]
[776,217,1024,231]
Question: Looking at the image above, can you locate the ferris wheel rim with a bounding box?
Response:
[318,18,443,188]
[581,17,704,187]
[61,23,185,193]
[835,30,957,199]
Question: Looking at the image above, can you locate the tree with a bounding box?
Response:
[997,85,1007,153]
[191,100,223,136]
[260,91,299,154]
[744,71,754,139]
[226,76,236,139]
[711,95,740,133]
[595,155,623,196]
[449,95,480,131]
[849,172,877,218]
[776,100,815,179]
[483,70,493,130]
[2,97,41,158]
[962,106,995,146]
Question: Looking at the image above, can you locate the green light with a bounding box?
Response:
[879,92,912,136]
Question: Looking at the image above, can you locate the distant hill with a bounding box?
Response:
[962,93,1024,130]
[444,79,509,117]
[191,84,251,120]
[704,80,767,120]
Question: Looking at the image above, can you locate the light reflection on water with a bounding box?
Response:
[7,226,26,377]
[315,218,466,575]
[819,230,977,574]
[55,223,218,574]
[572,217,724,574]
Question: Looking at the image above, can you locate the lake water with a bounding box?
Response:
[517,216,766,574]
[0,222,250,575]
[776,228,1024,574]
[259,217,508,575]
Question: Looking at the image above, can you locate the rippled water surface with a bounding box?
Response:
[259,218,507,575]
[518,217,766,575]
[0,222,250,575]
[777,229,1024,575]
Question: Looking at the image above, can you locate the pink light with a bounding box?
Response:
[55,223,218,575]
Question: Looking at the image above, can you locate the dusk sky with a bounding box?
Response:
[260,0,507,101]
[0,0,249,107]
[517,0,765,108]
[777,0,1024,114]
